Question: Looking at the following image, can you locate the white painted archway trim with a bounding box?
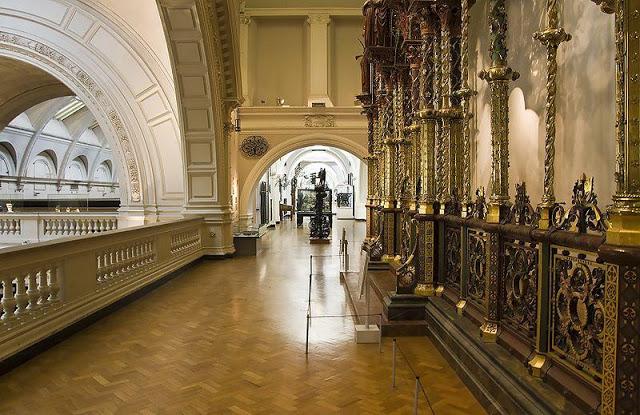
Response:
[238,133,367,218]
[0,0,184,215]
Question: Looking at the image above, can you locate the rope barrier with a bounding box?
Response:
[392,338,436,415]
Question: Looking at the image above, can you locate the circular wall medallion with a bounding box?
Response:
[240,135,269,158]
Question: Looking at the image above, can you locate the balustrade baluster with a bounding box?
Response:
[9,220,15,234]
[1,277,16,322]
[38,268,50,306]
[48,266,60,303]
[0,220,6,234]
[26,271,40,311]
[14,273,29,316]
[109,251,116,279]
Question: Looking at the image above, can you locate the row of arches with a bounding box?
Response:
[0,148,113,184]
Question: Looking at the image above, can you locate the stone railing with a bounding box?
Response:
[0,212,118,246]
[0,218,204,362]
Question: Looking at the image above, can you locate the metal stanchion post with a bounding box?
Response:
[344,240,349,271]
[414,377,420,415]
[392,338,397,388]
[378,314,383,353]
[305,312,310,355]
[365,271,371,328]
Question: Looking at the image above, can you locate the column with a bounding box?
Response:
[239,13,252,106]
[478,0,519,342]
[600,1,640,413]
[534,0,571,229]
[307,14,333,107]
[415,10,438,297]
[479,0,519,223]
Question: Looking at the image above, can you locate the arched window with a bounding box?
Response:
[0,155,10,176]
[65,156,88,181]
[0,143,17,176]
[94,162,112,183]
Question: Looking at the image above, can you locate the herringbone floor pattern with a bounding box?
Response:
[0,221,485,415]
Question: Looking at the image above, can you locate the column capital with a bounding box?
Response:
[240,13,251,25]
[307,14,331,26]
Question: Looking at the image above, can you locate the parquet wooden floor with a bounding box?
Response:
[0,221,486,415]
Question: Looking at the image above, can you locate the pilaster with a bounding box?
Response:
[307,14,333,107]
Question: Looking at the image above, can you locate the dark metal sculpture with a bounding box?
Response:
[309,169,331,240]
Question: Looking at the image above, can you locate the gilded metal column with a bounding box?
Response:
[435,5,452,212]
[479,0,519,224]
[415,10,438,297]
[600,1,640,414]
[607,0,640,247]
[478,0,518,342]
[455,0,477,216]
[534,0,571,229]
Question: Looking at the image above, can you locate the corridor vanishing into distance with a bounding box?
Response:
[0,221,482,414]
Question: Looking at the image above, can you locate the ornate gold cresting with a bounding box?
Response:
[479,0,519,225]
[533,0,571,230]
[607,0,640,246]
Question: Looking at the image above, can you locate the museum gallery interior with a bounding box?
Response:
[0,0,638,413]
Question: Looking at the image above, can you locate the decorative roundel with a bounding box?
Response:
[240,136,269,158]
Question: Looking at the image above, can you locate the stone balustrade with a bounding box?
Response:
[0,218,21,235]
[0,218,204,362]
[0,213,119,246]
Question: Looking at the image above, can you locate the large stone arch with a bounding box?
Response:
[0,0,184,219]
[157,0,242,255]
[238,133,368,224]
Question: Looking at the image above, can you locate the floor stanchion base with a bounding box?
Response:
[355,324,380,343]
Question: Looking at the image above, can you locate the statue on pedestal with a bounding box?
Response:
[310,168,331,241]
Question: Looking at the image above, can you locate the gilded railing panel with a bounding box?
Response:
[550,246,606,383]
[445,226,461,289]
[502,239,539,343]
[467,228,488,309]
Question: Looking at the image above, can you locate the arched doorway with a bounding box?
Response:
[237,133,368,228]
[242,144,368,230]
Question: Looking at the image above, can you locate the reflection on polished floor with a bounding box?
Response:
[0,220,484,414]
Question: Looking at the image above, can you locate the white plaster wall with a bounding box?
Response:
[469,0,616,205]
[330,16,362,107]
[252,17,307,106]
